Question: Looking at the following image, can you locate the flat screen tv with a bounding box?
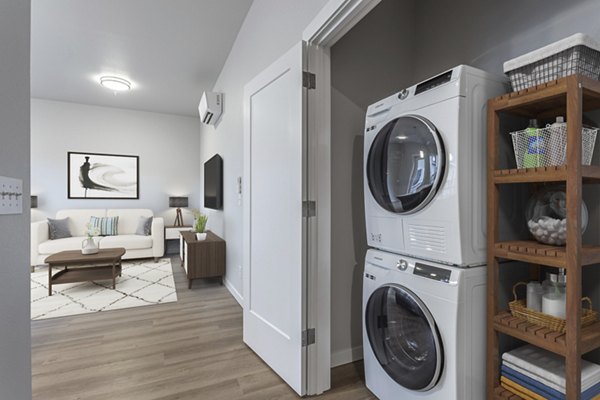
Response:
[204,154,223,209]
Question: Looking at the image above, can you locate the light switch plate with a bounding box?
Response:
[0,176,23,214]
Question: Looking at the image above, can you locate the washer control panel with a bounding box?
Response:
[413,262,451,283]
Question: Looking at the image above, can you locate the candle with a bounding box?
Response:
[527,282,543,312]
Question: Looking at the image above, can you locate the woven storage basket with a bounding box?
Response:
[503,33,600,91]
[509,282,597,333]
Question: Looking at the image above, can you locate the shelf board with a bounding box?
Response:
[493,165,600,184]
[493,386,523,400]
[493,241,600,268]
[490,75,600,116]
[493,312,600,356]
[51,265,121,284]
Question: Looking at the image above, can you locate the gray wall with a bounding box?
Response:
[329,0,417,366]
[413,0,600,81]
[31,99,201,226]
[412,1,600,363]
[329,0,600,366]
[199,0,329,302]
[331,0,416,110]
[0,0,32,398]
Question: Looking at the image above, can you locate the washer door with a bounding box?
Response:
[365,284,443,391]
[367,115,445,214]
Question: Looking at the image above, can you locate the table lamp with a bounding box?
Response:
[169,196,188,227]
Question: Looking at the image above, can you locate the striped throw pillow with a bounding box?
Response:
[89,216,119,236]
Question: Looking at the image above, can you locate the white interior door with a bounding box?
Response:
[242,42,308,396]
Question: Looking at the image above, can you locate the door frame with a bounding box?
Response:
[303,0,381,395]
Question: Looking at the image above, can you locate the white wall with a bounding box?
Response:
[199,0,329,303]
[31,99,201,226]
[0,1,32,398]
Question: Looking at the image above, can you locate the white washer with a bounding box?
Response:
[364,65,508,266]
[363,249,486,400]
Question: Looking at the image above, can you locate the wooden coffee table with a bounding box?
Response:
[44,248,126,296]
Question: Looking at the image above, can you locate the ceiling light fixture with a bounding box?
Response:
[99,76,131,92]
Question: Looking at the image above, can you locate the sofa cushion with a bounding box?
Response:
[56,209,106,237]
[47,218,71,240]
[89,216,119,236]
[98,234,152,250]
[135,216,153,236]
[107,209,153,235]
[39,236,88,255]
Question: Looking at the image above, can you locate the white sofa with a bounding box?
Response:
[31,209,164,267]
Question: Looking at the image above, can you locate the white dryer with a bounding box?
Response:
[363,249,486,400]
[364,65,508,266]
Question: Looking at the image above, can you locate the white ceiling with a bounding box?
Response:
[31,0,253,117]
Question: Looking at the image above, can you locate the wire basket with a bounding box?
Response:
[507,45,600,91]
[510,125,597,168]
[509,282,597,333]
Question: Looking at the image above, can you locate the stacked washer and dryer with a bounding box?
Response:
[362,65,508,400]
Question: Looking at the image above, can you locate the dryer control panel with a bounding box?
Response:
[415,70,453,95]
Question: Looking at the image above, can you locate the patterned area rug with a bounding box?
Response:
[31,258,177,320]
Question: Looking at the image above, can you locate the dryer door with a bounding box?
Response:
[367,115,445,214]
[365,283,443,391]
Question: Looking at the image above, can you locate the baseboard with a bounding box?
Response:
[223,277,243,307]
[331,345,363,368]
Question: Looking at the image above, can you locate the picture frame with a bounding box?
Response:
[67,151,139,199]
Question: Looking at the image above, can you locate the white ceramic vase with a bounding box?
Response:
[195,232,207,241]
[81,237,98,255]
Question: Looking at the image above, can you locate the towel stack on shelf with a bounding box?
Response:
[501,345,600,400]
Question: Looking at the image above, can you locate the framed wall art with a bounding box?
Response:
[68,151,139,199]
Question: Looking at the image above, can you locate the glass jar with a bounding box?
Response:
[541,270,566,319]
[525,186,588,245]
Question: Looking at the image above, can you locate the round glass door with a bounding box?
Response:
[367,115,445,214]
[365,284,443,391]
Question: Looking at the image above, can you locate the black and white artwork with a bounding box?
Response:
[68,152,139,199]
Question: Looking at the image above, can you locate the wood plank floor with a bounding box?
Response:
[32,256,376,400]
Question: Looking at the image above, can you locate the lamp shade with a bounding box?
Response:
[169,196,188,208]
[31,195,38,209]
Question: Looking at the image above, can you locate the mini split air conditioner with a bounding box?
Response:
[198,91,223,125]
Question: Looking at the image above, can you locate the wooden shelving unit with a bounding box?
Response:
[487,75,600,399]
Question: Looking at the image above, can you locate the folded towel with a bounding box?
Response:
[502,365,600,400]
[504,359,600,397]
[501,376,546,400]
[503,345,600,391]
[502,365,564,400]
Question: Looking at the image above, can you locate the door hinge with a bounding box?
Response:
[302,200,316,217]
[302,328,316,347]
[303,71,316,89]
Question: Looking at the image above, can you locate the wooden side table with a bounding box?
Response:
[164,225,192,255]
[180,231,225,289]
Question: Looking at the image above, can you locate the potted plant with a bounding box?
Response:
[192,209,208,241]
